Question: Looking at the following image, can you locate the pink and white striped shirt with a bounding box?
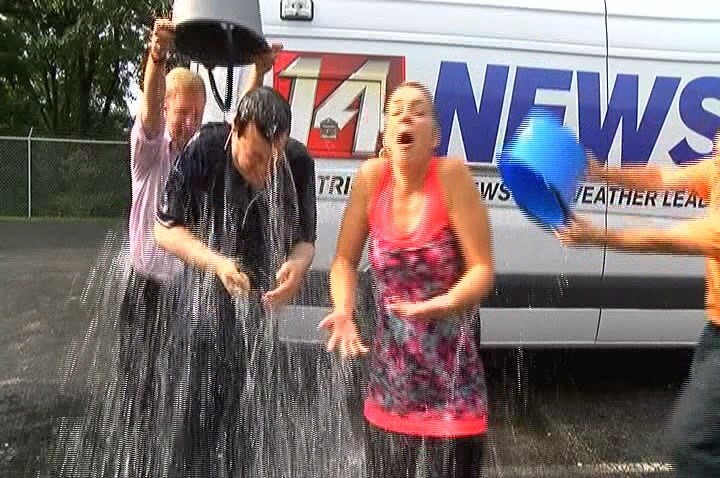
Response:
[128,117,184,282]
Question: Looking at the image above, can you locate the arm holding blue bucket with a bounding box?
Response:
[556,134,720,258]
[498,107,716,237]
[586,148,714,198]
[555,213,720,259]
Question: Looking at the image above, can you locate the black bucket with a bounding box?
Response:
[174,20,269,67]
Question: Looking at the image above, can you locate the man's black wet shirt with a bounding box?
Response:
[156,121,317,292]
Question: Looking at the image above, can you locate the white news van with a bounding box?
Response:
[195,0,720,348]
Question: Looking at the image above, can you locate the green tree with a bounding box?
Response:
[0,0,173,139]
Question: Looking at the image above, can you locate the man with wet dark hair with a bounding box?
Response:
[155,85,316,303]
[153,85,316,476]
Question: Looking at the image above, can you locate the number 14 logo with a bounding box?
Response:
[273,51,405,159]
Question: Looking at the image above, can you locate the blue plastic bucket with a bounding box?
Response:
[497,108,587,230]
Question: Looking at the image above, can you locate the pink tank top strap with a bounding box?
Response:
[368,159,392,233]
[423,156,450,231]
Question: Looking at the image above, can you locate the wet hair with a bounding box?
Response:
[386,80,439,130]
[233,86,292,142]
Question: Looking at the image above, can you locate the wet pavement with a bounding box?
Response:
[0,220,695,477]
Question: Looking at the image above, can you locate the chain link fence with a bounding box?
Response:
[0,134,131,218]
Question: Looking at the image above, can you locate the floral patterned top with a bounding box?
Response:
[363,156,488,438]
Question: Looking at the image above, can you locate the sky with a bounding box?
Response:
[127,81,141,118]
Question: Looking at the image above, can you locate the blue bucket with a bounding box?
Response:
[497,108,587,230]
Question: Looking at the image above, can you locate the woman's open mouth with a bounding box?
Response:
[398,132,414,148]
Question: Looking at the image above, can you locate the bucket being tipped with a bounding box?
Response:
[172,0,270,112]
[172,0,268,67]
[498,108,587,231]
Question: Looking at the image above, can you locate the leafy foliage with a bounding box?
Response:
[0,0,174,138]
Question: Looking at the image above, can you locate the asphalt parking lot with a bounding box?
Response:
[0,220,695,477]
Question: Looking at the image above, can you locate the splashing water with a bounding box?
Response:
[38,135,498,477]
[40,146,369,478]
[240,145,368,478]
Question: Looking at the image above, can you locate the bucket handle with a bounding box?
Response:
[206,65,234,113]
[204,24,236,113]
[549,185,574,232]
